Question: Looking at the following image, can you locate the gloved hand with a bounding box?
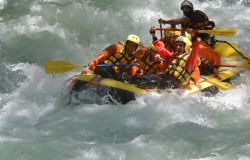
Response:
[154,54,161,62]
[158,18,166,24]
[88,60,97,71]
[149,26,156,35]
[81,68,91,74]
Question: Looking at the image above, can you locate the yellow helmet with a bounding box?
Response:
[175,36,192,52]
[164,29,181,37]
[164,28,172,37]
[184,32,192,41]
[126,34,141,45]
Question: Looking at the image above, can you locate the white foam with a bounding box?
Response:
[0,0,6,10]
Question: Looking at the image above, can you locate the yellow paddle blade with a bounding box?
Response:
[100,79,147,94]
[221,63,250,70]
[215,42,241,57]
[44,60,85,74]
[236,63,250,70]
[206,78,233,90]
[243,63,250,69]
[200,76,233,90]
[198,28,237,37]
[76,75,147,94]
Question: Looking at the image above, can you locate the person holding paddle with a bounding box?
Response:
[87,34,142,80]
[158,0,215,41]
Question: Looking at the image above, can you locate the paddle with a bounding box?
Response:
[220,64,250,70]
[200,76,232,90]
[159,23,163,39]
[75,75,147,94]
[155,28,237,37]
[44,60,138,74]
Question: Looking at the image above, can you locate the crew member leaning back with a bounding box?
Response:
[158,0,215,40]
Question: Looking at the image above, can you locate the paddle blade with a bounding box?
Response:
[207,79,233,90]
[44,60,85,74]
[239,63,250,70]
[76,75,147,94]
[198,28,237,37]
[221,63,250,70]
[100,79,147,94]
[200,76,233,90]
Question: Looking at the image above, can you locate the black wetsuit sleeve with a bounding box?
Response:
[152,35,158,41]
[188,12,205,22]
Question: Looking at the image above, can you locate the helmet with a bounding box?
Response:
[181,0,193,10]
[175,36,192,52]
[164,30,181,37]
[184,32,192,41]
[126,34,141,46]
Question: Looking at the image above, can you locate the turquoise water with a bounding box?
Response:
[1,0,250,159]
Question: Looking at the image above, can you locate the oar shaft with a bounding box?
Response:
[155,28,236,37]
[220,64,238,68]
[155,28,182,32]
[97,64,138,67]
[159,23,163,39]
[220,64,250,70]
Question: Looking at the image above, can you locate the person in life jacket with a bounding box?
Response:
[87,34,141,80]
[150,26,181,52]
[150,26,192,53]
[164,36,201,88]
[158,0,215,40]
[134,42,169,76]
[198,39,221,77]
[128,42,173,89]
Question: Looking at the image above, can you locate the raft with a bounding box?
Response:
[63,41,245,104]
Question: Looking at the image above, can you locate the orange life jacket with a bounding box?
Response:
[166,52,200,86]
[199,42,221,67]
[135,48,167,75]
[94,42,138,76]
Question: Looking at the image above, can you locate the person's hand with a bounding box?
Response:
[158,18,166,24]
[154,54,161,62]
[186,28,195,36]
[81,68,91,74]
[149,26,156,35]
[88,60,97,71]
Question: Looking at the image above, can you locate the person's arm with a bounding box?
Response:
[88,44,122,71]
[158,17,189,25]
[129,48,148,76]
[149,27,158,41]
[186,39,201,73]
[153,40,174,59]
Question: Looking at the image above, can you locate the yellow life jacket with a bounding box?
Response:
[166,52,194,86]
[104,41,136,73]
[139,49,162,74]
